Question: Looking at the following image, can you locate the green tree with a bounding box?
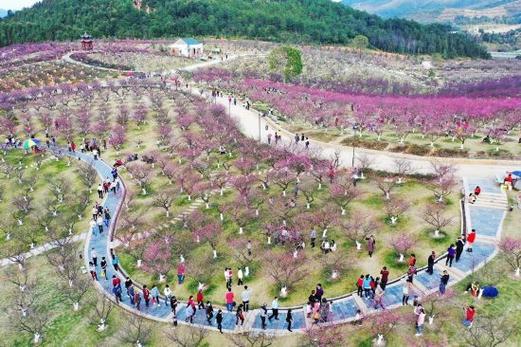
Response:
[268,46,303,83]
[352,34,369,56]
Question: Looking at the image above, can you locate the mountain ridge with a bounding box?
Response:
[0,0,489,58]
[342,0,521,24]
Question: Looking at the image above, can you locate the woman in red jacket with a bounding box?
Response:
[466,229,476,252]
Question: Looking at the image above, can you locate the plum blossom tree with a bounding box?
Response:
[341,213,378,250]
[329,181,361,215]
[142,241,172,282]
[126,162,153,195]
[391,234,415,262]
[384,198,409,224]
[108,124,126,151]
[264,251,307,295]
[194,222,222,259]
[498,237,521,277]
[303,325,345,347]
[370,310,400,346]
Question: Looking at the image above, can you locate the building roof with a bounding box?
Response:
[179,38,201,45]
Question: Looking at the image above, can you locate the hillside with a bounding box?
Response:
[0,0,489,58]
[342,0,521,24]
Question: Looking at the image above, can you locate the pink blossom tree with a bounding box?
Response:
[126,162,153,195]
[499,237,521,277]
[341,213,378,250]
[264,251,307,294]
[391,234,415,262]
[108,124,126,151]
[194,222,221,259]
[142,241,172,281]
[384,198,410,225]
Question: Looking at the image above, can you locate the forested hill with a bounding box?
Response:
[0,0,489,58]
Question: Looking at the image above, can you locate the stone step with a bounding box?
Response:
[472,200,508,210]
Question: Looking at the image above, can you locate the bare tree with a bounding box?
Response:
[393,158,413,184]
[89,293,114,332]
[462,312,519,347]
[422,204,455,237]
[376,176,396,200]
[165,325,209,347]
[153,191,175,217]
[228,331,274,347]
[119,315,152,346]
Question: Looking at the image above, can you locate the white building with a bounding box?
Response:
[170,38,203,58]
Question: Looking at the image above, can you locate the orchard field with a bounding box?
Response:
[0,38,520,347]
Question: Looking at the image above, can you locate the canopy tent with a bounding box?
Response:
[22,138,41,151]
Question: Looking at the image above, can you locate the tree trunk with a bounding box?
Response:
[73,302,79,311]
[212,249,217,259]
[398,253,404,262]
[267,236,271,245]
[356,240,362,250]
[137,259,142,267]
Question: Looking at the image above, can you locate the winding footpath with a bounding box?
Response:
[65,148,508,334]
[1,52,514,334]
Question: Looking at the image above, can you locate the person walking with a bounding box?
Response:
[103,208,111,228]
[247,240,252,256]
[446,244,456,267]
[216,309,224,334]
[237,268,244,286]
[315,283,324,302]
[164,284,172,306]
[268,297,279,320]
[143,285,150,308]
[466,229,476,252]
[455,236,465,262]
[427,251,436,275]
[151,285,160,306]
[185,304,195,323]
[170,295,178,315]
[367,235,376,257]
[402,279,410,305]
[206,302,214,324]
[112,254,120,272]
[374,285,385,310]
[197,288,205,309]
[380,267,390,290]
[128,285,135,305]
[134,291,142,311]
[97,184,103,198]
[91,248,98,267]
[260,304,268,329]
[235,304,245,326]
[177,262,186,284]
[415,306,426,336]
[439,270,450,295]
[88,262,98,280]
[356,275,364,296]
[241,286,251,312]
[225,288,235,312]
[97,215,104,234]
[363,274,372,298]
[408,254,417,267]
[100,257,108,280]
[286,309,293,332]
[310,229,317,248]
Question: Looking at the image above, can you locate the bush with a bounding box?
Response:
[341,137,389,150]
[433,147,469,158]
